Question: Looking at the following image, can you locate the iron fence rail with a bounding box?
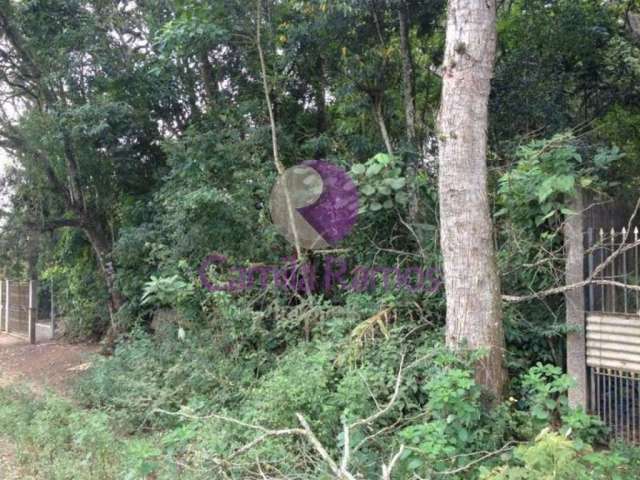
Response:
[587,227,640,315]
[586,227,640,443]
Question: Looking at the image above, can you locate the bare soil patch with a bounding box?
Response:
[0,334,99,397]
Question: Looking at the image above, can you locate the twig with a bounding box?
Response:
[350,354,405,429]
[382,445,405,480]
[434,441,516,476]
[296,413,355,480]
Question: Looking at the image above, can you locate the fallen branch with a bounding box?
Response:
[154,354,409,479]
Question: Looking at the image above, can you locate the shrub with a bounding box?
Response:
[481,429,633,480]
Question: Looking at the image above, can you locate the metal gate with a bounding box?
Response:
[586,227,640,442]
[0,280,38,343]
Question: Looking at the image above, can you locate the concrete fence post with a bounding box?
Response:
[0,279,3,332]
[565,189,587,408]
[5,280,9,334]
[28,280,37,345]
[50,281,55,337]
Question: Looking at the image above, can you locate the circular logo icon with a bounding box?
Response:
[269,160,359,250]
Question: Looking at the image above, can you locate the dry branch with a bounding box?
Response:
[503,196,640,303]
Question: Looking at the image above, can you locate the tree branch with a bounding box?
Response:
[503,196,640,303]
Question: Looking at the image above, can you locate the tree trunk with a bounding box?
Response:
[565,190,586,408]
[398,0,421,222]
[398,0,416,145]
[372,94,394,158]
[84,224,124,332]
[26,227,39,281]
[315,57,328,135]
[437,0,506,399]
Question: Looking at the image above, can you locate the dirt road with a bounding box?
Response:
[0,334,98,396]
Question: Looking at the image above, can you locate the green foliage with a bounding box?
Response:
[492,0,635,137]
[495,133,621,380]
[350,153,409,213]
[141,275,195,308]
[515,363,605,444]
[41,231,110,340]
[0,333,628,480]
[519,363,573,426]
[0,388,124,480]
[481,430,632,480]
[398,367,500,476]
[497,133,619,228]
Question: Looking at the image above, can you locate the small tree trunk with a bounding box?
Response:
[437,0,506,400]
[398,0,416,144]
[315,57,327,136]
[398,0,420,222]
[26,227,39,281]
[372,95,394,158]
[565,190,586,408]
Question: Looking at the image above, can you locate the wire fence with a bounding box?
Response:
[0,279,54,343]
[6,281,30,337]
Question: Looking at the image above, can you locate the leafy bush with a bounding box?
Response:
[350,152,409,213]
[141,275,195,308]
[481,429,633,480]
[515,363,605,443]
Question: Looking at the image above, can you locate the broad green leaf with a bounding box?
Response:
[366,163,383,176]
[389,178,406,190]
[554,175,575,193]
[371,152,391,166]
[361,185,376,196]
[351,164,365,175]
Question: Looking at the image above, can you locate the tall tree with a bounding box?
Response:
[437,0,506,398]
[0,0,173,337]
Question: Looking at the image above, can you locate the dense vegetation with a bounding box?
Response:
[1,0,640,478]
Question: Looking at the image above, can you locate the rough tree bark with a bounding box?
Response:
[565,190,586,408]
[437,0,506,399]
[84,224,124,317]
